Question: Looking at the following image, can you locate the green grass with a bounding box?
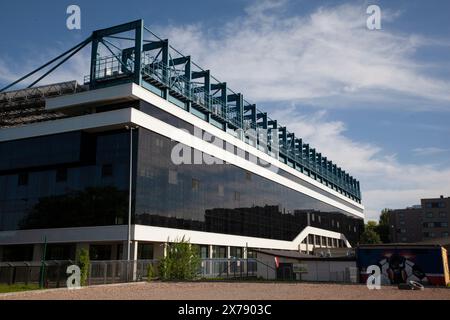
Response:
[0,283,41,294]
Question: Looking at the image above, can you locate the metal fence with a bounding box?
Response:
[0,260,74,288]
[1,258,357,286]
[87,260,158,285]
[199,258,276,280]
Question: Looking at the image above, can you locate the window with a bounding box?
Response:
[138,243,154,260]
[18,172,28,186]
[400,228,406,233]
[315,235,321,245]
[101,164,113,177]
[199,245,209,258]
[230,247,243,258]
[426,212,433,218]
[400,220,405,226]
[56,168,68,182]
[399,213,404,218]
[442,232,449,238]
[192,178,200,191]
[439,212,447,218]
[441,222,448,228]
[401,237,407,242]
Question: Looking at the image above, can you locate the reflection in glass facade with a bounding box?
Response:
[135,129,363,245]
[0,130,130,231]
[0,126,363,245]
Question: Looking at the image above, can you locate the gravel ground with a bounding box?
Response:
[0,281,449,300]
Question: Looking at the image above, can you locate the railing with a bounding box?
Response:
[0,260,74,288]
[199,258,276,280]
[0,259,358,286]
[88,259,158,285]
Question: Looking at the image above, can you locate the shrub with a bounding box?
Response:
[147,264,156,281]
[76,248,90,286]
[158,236,201,281]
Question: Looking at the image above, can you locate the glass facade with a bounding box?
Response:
[0,125,363,245]
[0,130,131,231]
[134,129,363,244]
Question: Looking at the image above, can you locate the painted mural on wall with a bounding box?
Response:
[357,247,449,286]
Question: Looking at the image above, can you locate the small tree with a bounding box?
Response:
[159,236,200,281]
[147,264,156,281]
[76,248,90,286]
[360,221,382,244]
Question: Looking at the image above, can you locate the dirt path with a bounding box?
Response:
[1,282,449,300]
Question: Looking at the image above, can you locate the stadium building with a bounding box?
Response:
[0,20,364,262]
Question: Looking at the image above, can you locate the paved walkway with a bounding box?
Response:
[1,281,449,300]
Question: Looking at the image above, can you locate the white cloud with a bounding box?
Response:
[271,106,450,221]
[412,147,448,156]
[161,1,450,109]
[0,46,90,89]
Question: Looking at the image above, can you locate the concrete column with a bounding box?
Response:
[306,234,310,255]
[131,241,138,281]
[208,245,213,258]
[131,241,138,260]
[153,242,167,260]
[209,245,214,276]
[242,245,248,275]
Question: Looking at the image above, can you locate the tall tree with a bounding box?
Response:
[360,221,382,244]
[377,208,391,243]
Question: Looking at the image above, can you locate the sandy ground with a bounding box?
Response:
[0,281,449,300]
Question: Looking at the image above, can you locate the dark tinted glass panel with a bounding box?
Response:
[90,245,112,260]
[0,132,83,172]
[134,129,363,245]
[1,244,33,262]
[56,168,68,182]
[0,130,130,231]
[45,243,76,260]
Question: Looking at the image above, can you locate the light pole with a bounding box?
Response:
[125,125,138,262]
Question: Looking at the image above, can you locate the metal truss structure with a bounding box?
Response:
[0,19,361,202]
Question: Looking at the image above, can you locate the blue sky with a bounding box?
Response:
[1,0,450,220]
